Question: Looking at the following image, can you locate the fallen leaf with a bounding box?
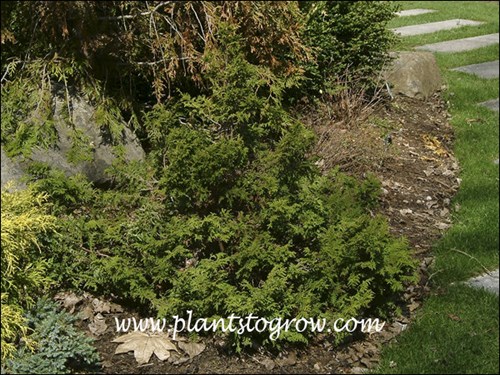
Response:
[408,300,420,312]
[113,331,179,365]
[448,314,461,322]
[168,351,190,365]
[351,366,367,374]
[466,118,483,125]
[360,357,374,368]
[178,340,206,358]
[109,302,124,313]
[420,155,439,162]
[441,169,454,177]
[439,208,449,217]
[422,134,449,157]
[79,305,94,321]
[425,200,438,209]
[102,360,113,368]
[436,222,451,230]
[92,298,111,314]
[88,313,108,336]
[54,291,83,313]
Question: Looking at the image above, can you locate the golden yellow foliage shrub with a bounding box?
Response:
[1,185,57,359]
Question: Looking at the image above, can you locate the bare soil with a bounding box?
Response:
[66,93,460,374]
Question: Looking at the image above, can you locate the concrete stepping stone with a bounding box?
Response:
[396,9,437,17]
[467,269,499,295]
[416,33,499,53]
[452,60,499,79]
[392,19,483,37]
[478,98,499,112]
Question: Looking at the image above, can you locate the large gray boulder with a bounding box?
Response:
[1,146,26,191]
[1,93,145,188]
[384,51,442,100]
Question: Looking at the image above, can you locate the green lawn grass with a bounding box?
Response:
[389,1,500,49]
[377,285,499,374]
[377,1,499,373]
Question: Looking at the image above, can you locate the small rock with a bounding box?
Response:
[262,358,275,371]
[314,362,321,371]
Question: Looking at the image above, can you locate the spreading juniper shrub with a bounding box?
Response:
[32,24,417,351]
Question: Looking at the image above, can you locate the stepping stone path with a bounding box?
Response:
[467,269,499,295]
[415,33,499,53]
[398,10,500,295]
[392,19,483,37]
[396,9,436,17]
[478,98,499,112]
[452,60,499,79]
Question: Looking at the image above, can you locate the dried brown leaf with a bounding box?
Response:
[88,313,107,336]
[113,332,179,365]
[54,291,83,313]
[177,340,206,358]
[92,298,111,314]
[448,314,461,322]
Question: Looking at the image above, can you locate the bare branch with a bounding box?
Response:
[190,3,206,43]
[98,1,172,21]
